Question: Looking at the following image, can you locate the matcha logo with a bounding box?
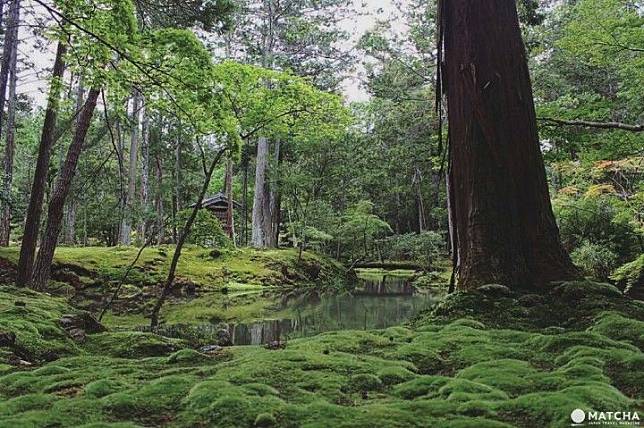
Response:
[571,409,586,424]
[570,408,640,426]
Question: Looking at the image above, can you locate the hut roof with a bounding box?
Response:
[191,192,241,210]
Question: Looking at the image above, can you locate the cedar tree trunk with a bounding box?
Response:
[443,0,578,289]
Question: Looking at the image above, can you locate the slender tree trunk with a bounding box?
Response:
[268,140,281,247]
[31,88,100,290]
[251,137,272,247]
[0,0,19,139]
[413,167,427,232]
[120,93,141,245]
[0,0,19,246]
[242,148,249,245]
[16,42,67,287]
[443,0,578,289]
[172,138,181,243]
[224,158,235,242]
[155,152,164,244]
[62,79,84,245]
[150,148,226,328]
[139,102,150,243]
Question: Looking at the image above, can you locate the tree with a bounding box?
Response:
[0,0,20,245]
[441,0,579,289]
[15,42,67,287]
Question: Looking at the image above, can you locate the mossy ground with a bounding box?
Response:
[0,279,642,427]
[0,246,345,328]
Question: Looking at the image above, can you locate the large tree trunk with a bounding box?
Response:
[443,0,578,289]
[251,137,272,248]
[16,42,67,287]
[0,0,19,246]
[32,88,100,290]
[120,92,141,245]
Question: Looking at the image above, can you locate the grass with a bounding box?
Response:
[0,278,642,427]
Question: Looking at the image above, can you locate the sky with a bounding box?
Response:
[16,0,402,106]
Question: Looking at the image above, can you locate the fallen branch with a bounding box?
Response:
[538,117,643,132]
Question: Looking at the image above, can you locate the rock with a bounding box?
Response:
[199,344,223,353]
[183,281,196,296]
[209,249,222,259]
[216,324,232,346]
[476,284,512,297]
[8,354,32,366]
[517,294,544,307]
[59,312,105,334]
[264,340,285,350]
[0,331,16,347]
[67,328,87,343]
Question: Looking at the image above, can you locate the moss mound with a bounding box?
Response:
[0,280,642,427]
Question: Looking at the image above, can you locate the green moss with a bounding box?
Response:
[83,332,183,358]
[348,373,383,392]
[0,286,81,361]
[0,280,642,427]
[377,366,416,386]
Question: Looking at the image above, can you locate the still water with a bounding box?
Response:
[154,270,440,346]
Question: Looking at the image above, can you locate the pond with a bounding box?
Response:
[150,269,441,346]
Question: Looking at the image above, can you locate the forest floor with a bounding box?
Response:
[0,254,642,428]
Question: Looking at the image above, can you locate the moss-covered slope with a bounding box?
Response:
[0,281,642,427]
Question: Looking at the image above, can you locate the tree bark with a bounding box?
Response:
[443,0,578,289]
[16,42,67,287]
[31,88,100,291]
[0,0,19,246]
[251,137,272,248]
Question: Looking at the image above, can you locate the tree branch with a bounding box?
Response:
[538,117,643,132]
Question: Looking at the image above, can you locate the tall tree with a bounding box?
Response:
[16,42,67,287]
[120,92,141,245]
[31,88,101,290]
[0,0,20,245]
[442,0,578,289]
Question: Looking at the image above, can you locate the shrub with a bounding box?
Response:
[175,209,231,248]
[554,195,641,265]
[570,241,619,280]
[611,254,644,297]
[381,232,446,269]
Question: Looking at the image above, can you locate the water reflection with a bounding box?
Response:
[151,271,440,346]
[224,272,437,345]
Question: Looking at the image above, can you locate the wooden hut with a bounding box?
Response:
[193,192,241,236]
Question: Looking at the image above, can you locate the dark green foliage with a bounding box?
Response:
[175,209,231,248]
